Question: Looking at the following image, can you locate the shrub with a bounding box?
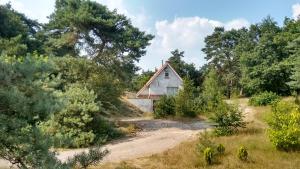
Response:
[175,78,197,117]
[211,102,246,136]
[154,95,175,118]
[217,144,225,154]
[267,101,300,151]
[204,147,214,165]
[249,91,280,106]
[237,146,248,161]
[197,131,217,153]
[40,84,117,148]
[202,69,224,112]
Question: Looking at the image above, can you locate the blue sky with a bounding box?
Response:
[1,0,300,71]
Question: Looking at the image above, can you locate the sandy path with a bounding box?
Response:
[0,99,257,168]
[57,118,211,162]
[0,119,211,168]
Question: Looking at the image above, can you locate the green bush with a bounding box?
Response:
[197,131,217,153]
[237,146,248,161]
[175,78,197,117]
[202,69,224,113]
[40,84,121,148]
[249,91,280,106]
[204,147,214,165]
[267,101,300,151]
[211,102,246,136]
[154,95,175,118]
[217,144,225,154]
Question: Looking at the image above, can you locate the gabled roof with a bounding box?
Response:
[136,61,183,97]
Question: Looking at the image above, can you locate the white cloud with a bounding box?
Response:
[0,0,54,23]
[97,0,150,32]
[225,18,250,30]
[139,17,250,71]
[292,3,300,20]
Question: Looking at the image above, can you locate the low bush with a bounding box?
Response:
[204,147,214,165]
[197,131,217,153]
[154,95,175,118]
[267,101,300,151]
[211,102,246,136]
[249,91,280,106]
[217,144,225,154]
[237,146,248,161]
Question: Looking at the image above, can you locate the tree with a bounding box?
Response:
[202,27,245,98]
[239,17,294,95]
[175,77,196,117]
[40,84,100,148]
[0,4,44,55]
[53,57,123,107]
[45,0,154,82]
[287,20,300,101]
[0,55,66,168]
[168,49,202,86]
[202,69,224,112]
[130,70,154,91]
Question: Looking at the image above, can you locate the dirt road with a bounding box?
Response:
[57,118,211,162]
[0,99,257,168]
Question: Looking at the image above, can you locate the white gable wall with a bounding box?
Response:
[149,66,182,96]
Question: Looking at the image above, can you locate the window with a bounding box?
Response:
[165,71,169,79]
[167,87,178,95]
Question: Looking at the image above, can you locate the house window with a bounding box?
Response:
[165,71,169,79]
[167,87,178,95]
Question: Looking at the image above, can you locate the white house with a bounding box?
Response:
[126,61,183,112]
[136,61,183,99]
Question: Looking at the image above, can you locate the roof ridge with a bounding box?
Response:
[136,62,183,97]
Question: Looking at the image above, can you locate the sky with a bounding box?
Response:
[1,0,300,71]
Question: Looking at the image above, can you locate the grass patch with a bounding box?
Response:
[97,98,300,169]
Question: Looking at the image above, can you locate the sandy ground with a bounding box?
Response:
[57,118,212,162]
[0,118,211,168]
[0,99,256,168]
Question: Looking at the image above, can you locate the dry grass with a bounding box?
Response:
[96,99,300,169]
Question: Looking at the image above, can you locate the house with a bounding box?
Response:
[126,61,183,112]
[136,61,183,99]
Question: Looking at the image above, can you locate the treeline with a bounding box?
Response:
[135,16,300,99]
[203,17,300,98]
[0,0,153,168]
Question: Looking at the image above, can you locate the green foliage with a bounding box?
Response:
[154,95,175,118]
[68,147,109,169]
[131,70,154,91]
[202,69,224,112]
[175,78,197,117]
[0,4,44,55]
[168,49,203,86]
[267,101,300,151]
[46,0,154,82]
[217,144,225,154]
[288,55,300,101]
[41,84,100,148]
[53,57,123,108]
[204,147,214,165]
[202,27,244,98]
[239,17,294,96]
[0,55,66,168]
[237,146,248,161]
[197,131,217,153]
[211,103,246,136]
[249,91,280,106]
